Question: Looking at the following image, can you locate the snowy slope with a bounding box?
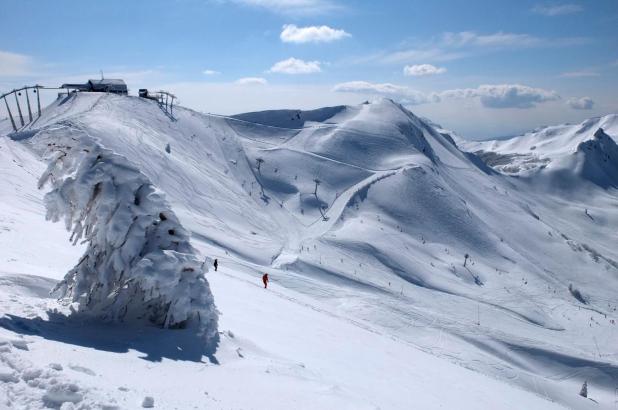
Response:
[0,135,84,278]
[460,114,618,179]
[1,93,617,409]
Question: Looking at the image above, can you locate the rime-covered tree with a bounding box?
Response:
[37,130,218,344]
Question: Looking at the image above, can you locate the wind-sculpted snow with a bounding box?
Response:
[33,125,218,344]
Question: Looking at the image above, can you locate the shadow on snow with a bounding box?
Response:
[0,310,219,364]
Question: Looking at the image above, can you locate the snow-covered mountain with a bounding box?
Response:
[1,92,617,409]
[460,115,618,188]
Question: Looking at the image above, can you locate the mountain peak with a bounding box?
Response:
[594,127,609,140]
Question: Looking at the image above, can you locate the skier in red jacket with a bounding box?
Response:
[262,273,269,289]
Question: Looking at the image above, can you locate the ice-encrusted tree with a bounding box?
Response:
[37,131,218,344]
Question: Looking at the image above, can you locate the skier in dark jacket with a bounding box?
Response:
[262,273,269,289]
[214,258,218,272]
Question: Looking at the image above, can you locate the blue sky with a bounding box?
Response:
[1,0,617,138]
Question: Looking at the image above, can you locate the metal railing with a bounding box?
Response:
[1,85,44,132]
[153,90,177,118]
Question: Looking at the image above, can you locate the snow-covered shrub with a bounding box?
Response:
[36,128,218,344]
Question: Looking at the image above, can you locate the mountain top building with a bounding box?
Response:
[61,79,128,95]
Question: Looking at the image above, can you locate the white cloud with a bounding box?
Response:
[269,57,321,74]
[373,31,587,66]
[280,24,350,43]
[333,81,407,95]
[566,96,594,110]
[332,81,430,105]
[228,0,337,15]
[380,48,466,64]
[235,77,268,85]
[440,31,586,48]
[532,3,583,16]
[0,50,35,77]
[332,81,559,109]
[439,84,559,109]
[203,69,220,75]
[442,31,542,48]
[404,64,446,77]
[560,70,599,78]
